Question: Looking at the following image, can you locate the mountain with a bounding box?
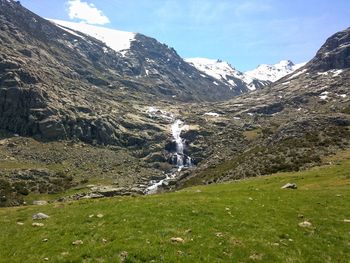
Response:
[51,21,261,96]
[185,58,270,91]
[178,28,350,187]
[0,0,349,206]
[0,0,241,146]
[245,60,306,82]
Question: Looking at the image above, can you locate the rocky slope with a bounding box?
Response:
[0,0,349,205]
[176,28,350,188]
[185,58,270,92]
[245,60,306,82]
[0,0,243,146]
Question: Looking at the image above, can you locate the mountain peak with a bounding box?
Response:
[245,60,305,82]
[185,57,270,91]
[307,27,350,72]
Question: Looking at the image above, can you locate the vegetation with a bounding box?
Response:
[0,151,349,262]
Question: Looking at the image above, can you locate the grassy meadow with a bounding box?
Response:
[0,152,349,262]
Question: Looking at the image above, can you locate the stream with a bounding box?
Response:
[145,119,192,194]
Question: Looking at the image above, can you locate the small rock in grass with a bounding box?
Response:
[16,222,24,225]
[215,232,224,237]
[32,213,50,220]
[184,229,192,234]
[343,219,350,223]
[119,251,128,262]
[44,258,49,261]
[225,207,230,211]
[61,252,69,256]
[96,214,104,218]
[171,237,184,243]
[102,238,107,243]
[249,253,263,260]
[248,197,253,201]
[88,214,94,218]
[72,240,84,245]
[42,238,48,242]
[298,221,312,228]
[281,183,297,189]
[33,200,48,206]
[297,214,304,219]
[32,222,44,227]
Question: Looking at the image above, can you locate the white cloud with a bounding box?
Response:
[66,0,110,25]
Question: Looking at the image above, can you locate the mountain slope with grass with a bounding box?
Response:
[0,150,349,262]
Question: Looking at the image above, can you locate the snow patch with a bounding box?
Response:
[50,19,135,52]
[204,112,220,117]
[332,69,343,77]
[288,69,307,80]
[319,91,330,100]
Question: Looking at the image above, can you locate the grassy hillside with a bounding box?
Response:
[0,152,349,262]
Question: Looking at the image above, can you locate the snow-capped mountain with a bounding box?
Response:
[185,58,270,91]
[49,20,264,96]
[245,60,306,82]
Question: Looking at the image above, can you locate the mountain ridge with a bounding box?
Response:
[185,57,270,92]
[245,60,306,82]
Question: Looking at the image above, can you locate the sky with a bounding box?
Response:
[20,0,350,71]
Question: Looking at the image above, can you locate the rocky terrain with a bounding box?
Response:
[0,0,349,206]
[177,29,350,187]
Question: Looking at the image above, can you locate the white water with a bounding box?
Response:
[145,119,192,194]
[171,120,192,168]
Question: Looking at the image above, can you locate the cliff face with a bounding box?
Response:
[307,27,350,72]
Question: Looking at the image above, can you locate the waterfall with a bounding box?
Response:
[171,120,190,169]
[145,119,193,194]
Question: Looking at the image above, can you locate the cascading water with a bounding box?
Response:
[171,120,192,169]
[145,119,193,194]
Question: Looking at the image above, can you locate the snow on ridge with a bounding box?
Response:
[50,19,135,52]
[245,60,306,82]
[185,58,237,81]
[185,58,263,91]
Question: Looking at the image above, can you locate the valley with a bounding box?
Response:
[0,0,349,261]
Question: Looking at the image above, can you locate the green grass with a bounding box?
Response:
[0,158,350,262]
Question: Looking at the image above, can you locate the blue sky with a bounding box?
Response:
[21,0,350,71]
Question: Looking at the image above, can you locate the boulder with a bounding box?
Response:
[281,183,297,189]
[32,212,49,220]
[38,118,66,139]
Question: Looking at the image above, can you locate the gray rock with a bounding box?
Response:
[32,213,50,220]
[32,200,48,205]
[81,193,104,199]
[281,183,298,189]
